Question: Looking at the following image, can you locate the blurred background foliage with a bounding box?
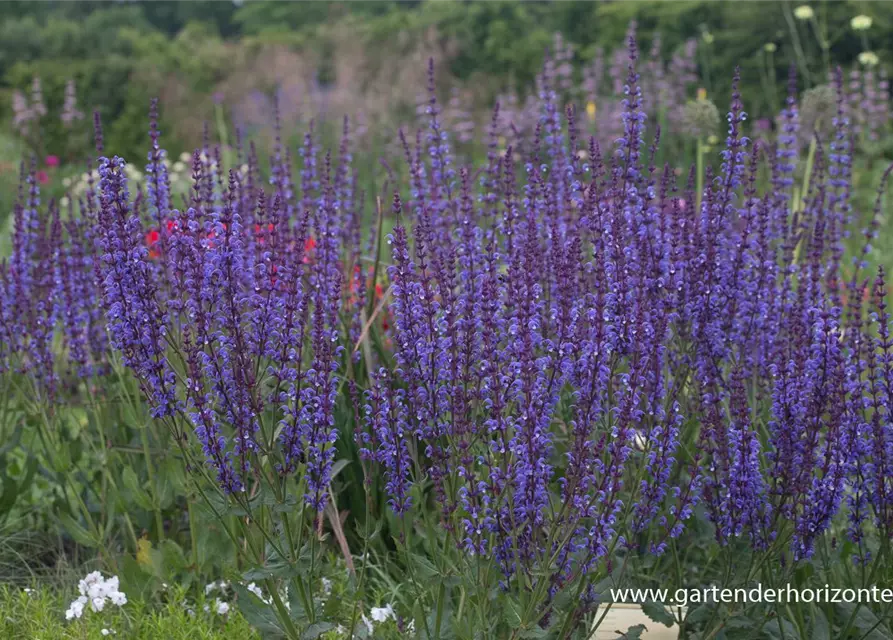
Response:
[0,0,888,163]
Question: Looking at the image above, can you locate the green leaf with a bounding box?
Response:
[642,601,675,627]
[302,622,335,639]
[811,608,831,640]
[122,467,154,511]
[158,539,187,576]
[203,488,245,516]
[763,617,799,640]
[329,459,350,481]
[57,513,98,548]
[408,552,439,581]
[232,583,287,637]
[503,597,523,629]
[287,579,307,622]
[242,545,306,581]
[0,474,20,516]
[0,428,22,460]
[685,604,712,625]
[118,555,157,601]
[427,605,454,640]
[836,603,893,640]
[621,624,647,639]
[155,459,178,509]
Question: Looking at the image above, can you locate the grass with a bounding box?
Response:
[0,584,259,640]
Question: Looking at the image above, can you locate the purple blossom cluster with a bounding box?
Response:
[1,31,893,627]
[356,38,893,614]
[498,25,699,155]
[89,107,353,509]
[0,160,107,395]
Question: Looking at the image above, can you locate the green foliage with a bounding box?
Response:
[3,0,892,166]
[231,0,408,39]
[0,584,258,639]
[443,2,555,88]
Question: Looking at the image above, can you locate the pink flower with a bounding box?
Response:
[45,155,59,167]
[37,170,49,184]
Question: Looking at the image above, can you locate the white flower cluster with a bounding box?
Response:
[59,150,249,209]
[794,5,814,20]
[851,15,872,31]
[349,603,411,636]
[204,579,230,595]
[370,604,395,623]
[65,572,127,620]
[204,599,230,616]
[858,51,880,67]
[202,579,232,615]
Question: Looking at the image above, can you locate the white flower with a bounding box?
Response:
[794,5,814,20]
[101,629,115,636]
[858,51,880,67]
[361,615,374,635]
[65,596,87,620]
[702,32,714,44]
[68,572,127,620]
[851,15,872,31]
[215,599,230,615]
[173,161,186,173]
[321,577,332,596]
[204,580,228,595]
[245,582,271,604]
[78,571,103,595]
[370,604,395,623]
[180,152,192,163]
[764,43,777,53]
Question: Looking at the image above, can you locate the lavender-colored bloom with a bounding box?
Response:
[0,32,883,634]
[96,156,176,418]
[61,79,84,127]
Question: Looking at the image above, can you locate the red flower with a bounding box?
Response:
[302,236,317,264]
[45,155,60,167]
[36,170,49,185]
[145,228,161,260]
